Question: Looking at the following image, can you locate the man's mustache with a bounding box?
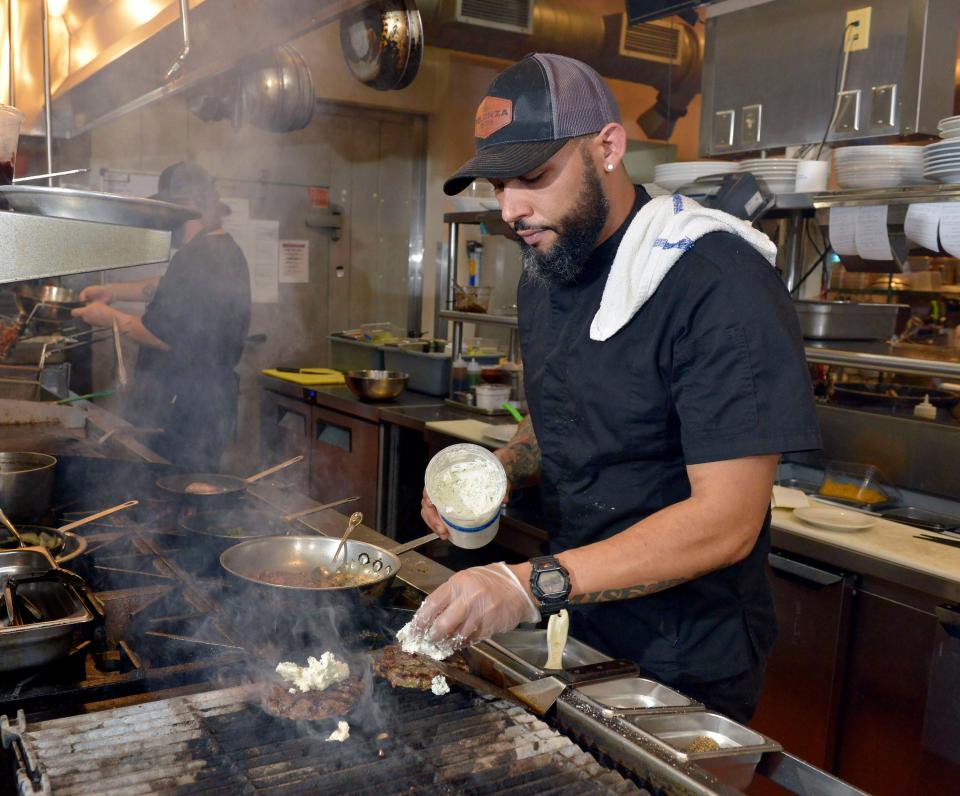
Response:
[514,219,558,234]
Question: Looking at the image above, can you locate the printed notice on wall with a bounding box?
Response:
[279,240,310,283]
[224,216,279,303]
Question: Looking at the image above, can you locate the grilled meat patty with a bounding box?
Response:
[372,643,468,690]
[261,674,361,721]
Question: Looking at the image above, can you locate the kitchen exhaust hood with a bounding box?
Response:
[5,0,702,142]
[6,0,372,138]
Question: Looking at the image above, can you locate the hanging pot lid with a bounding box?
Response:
[340,0,424,91]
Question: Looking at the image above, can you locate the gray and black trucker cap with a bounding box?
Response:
[443,53,621,196]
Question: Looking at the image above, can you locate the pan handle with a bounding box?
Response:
[245,455,304,484]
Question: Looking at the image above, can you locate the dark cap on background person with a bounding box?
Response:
[151,161,230,217]
[443,53,621,196]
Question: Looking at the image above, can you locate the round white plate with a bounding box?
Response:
[794,506,877,531]
[483,424,518,443]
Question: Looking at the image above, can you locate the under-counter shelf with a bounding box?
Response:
[438,309,518,327]
[804,340,960,379]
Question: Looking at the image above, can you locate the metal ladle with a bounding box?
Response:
[332,511,363,568]
[0,506,23,548]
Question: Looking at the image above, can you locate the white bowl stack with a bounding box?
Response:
[738,158,801,194]
[834,146,926,189]
[653,161,737,193]
[923,117,960,183]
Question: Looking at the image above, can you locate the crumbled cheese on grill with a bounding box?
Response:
[431,675,450,696]
[326,721,350,743]
[429,459,502,518]
[275,652,349,693]
[397,621,459,661]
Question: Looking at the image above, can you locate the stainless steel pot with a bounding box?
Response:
[339,0,423,91]
[0,452,56,521]
[238,45,315,133]
[219,535,401,603]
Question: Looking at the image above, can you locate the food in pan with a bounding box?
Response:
[431,674,450,696]
[818,478,886,505]
[263,652,360,721]
[372,643,467,690]
[686,735,722,753]
[184,481,226,495]
[256,568,377,588]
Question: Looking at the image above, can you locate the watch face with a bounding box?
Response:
[538,569,566,596]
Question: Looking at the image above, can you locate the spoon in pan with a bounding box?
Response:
[0,507,22,548]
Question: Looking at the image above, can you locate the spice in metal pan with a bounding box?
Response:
[686,735,722,753]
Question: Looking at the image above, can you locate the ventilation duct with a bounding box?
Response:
[417,0,702,140]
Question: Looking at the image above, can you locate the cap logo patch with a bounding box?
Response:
[475,96,513,139]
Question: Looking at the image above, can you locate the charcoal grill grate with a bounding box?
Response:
[4,684,646,795]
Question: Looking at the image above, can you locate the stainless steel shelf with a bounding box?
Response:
[0,211,171,284]
[812,184,960,209]
[439,309,518,328]
[805,342,960,378]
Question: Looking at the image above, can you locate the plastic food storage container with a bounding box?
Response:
[425,444,506,549]
[817,461,901,508]
[475,383,511,410]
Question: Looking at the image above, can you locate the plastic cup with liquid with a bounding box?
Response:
[0,105,23,185]
[425,443,507,549]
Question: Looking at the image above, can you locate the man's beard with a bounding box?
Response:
[517,158,608,287]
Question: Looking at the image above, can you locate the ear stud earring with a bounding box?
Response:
[605,163,614,172]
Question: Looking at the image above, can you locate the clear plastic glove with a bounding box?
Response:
[411,562,540,647]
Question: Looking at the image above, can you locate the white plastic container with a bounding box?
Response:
[475,383,511,410]
[425,443,507,549]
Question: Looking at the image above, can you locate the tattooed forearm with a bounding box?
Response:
[567,577,689,605]
[498,415,541,485]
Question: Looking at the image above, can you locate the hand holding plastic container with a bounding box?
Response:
[425,444,507,549]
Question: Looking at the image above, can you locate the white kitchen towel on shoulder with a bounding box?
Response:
[589,193,778,341]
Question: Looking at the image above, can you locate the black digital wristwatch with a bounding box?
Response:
[529,556,571,615]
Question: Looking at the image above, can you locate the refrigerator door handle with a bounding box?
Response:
[768,551,844,587]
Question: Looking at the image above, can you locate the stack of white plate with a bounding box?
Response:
[653,161,737,192]
[923,138,960,184]
[834,146,926,189]
[738,158,801,194]
[937,115,960,140]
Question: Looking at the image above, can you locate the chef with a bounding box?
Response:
[415,54,821,721]
[72,162,250,470]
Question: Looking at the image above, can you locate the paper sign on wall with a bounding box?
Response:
[223,216,279,303]
[854,205,893,261]
[279,240,310,284]
[828,207,858,256]
[904,203,942,252]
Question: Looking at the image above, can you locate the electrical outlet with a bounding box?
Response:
[845,6,871,52]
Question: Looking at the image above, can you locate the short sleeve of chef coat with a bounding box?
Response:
[664,231,821,465]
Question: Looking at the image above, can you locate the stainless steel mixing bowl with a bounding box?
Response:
[344,370,408,401]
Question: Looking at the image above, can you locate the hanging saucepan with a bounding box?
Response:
[339,0,423,91]
[155,455,303,508]
[237,45,316,133]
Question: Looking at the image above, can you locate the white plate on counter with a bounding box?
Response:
[794,506,876,532]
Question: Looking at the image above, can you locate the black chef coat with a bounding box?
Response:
[517,187,821,705]
[131,229,251,471]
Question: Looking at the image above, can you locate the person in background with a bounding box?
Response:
[73,162,250,471]
[414,54,821,722]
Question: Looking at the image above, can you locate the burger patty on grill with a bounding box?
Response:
[372,643,468,690]
[261,674,361,721]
